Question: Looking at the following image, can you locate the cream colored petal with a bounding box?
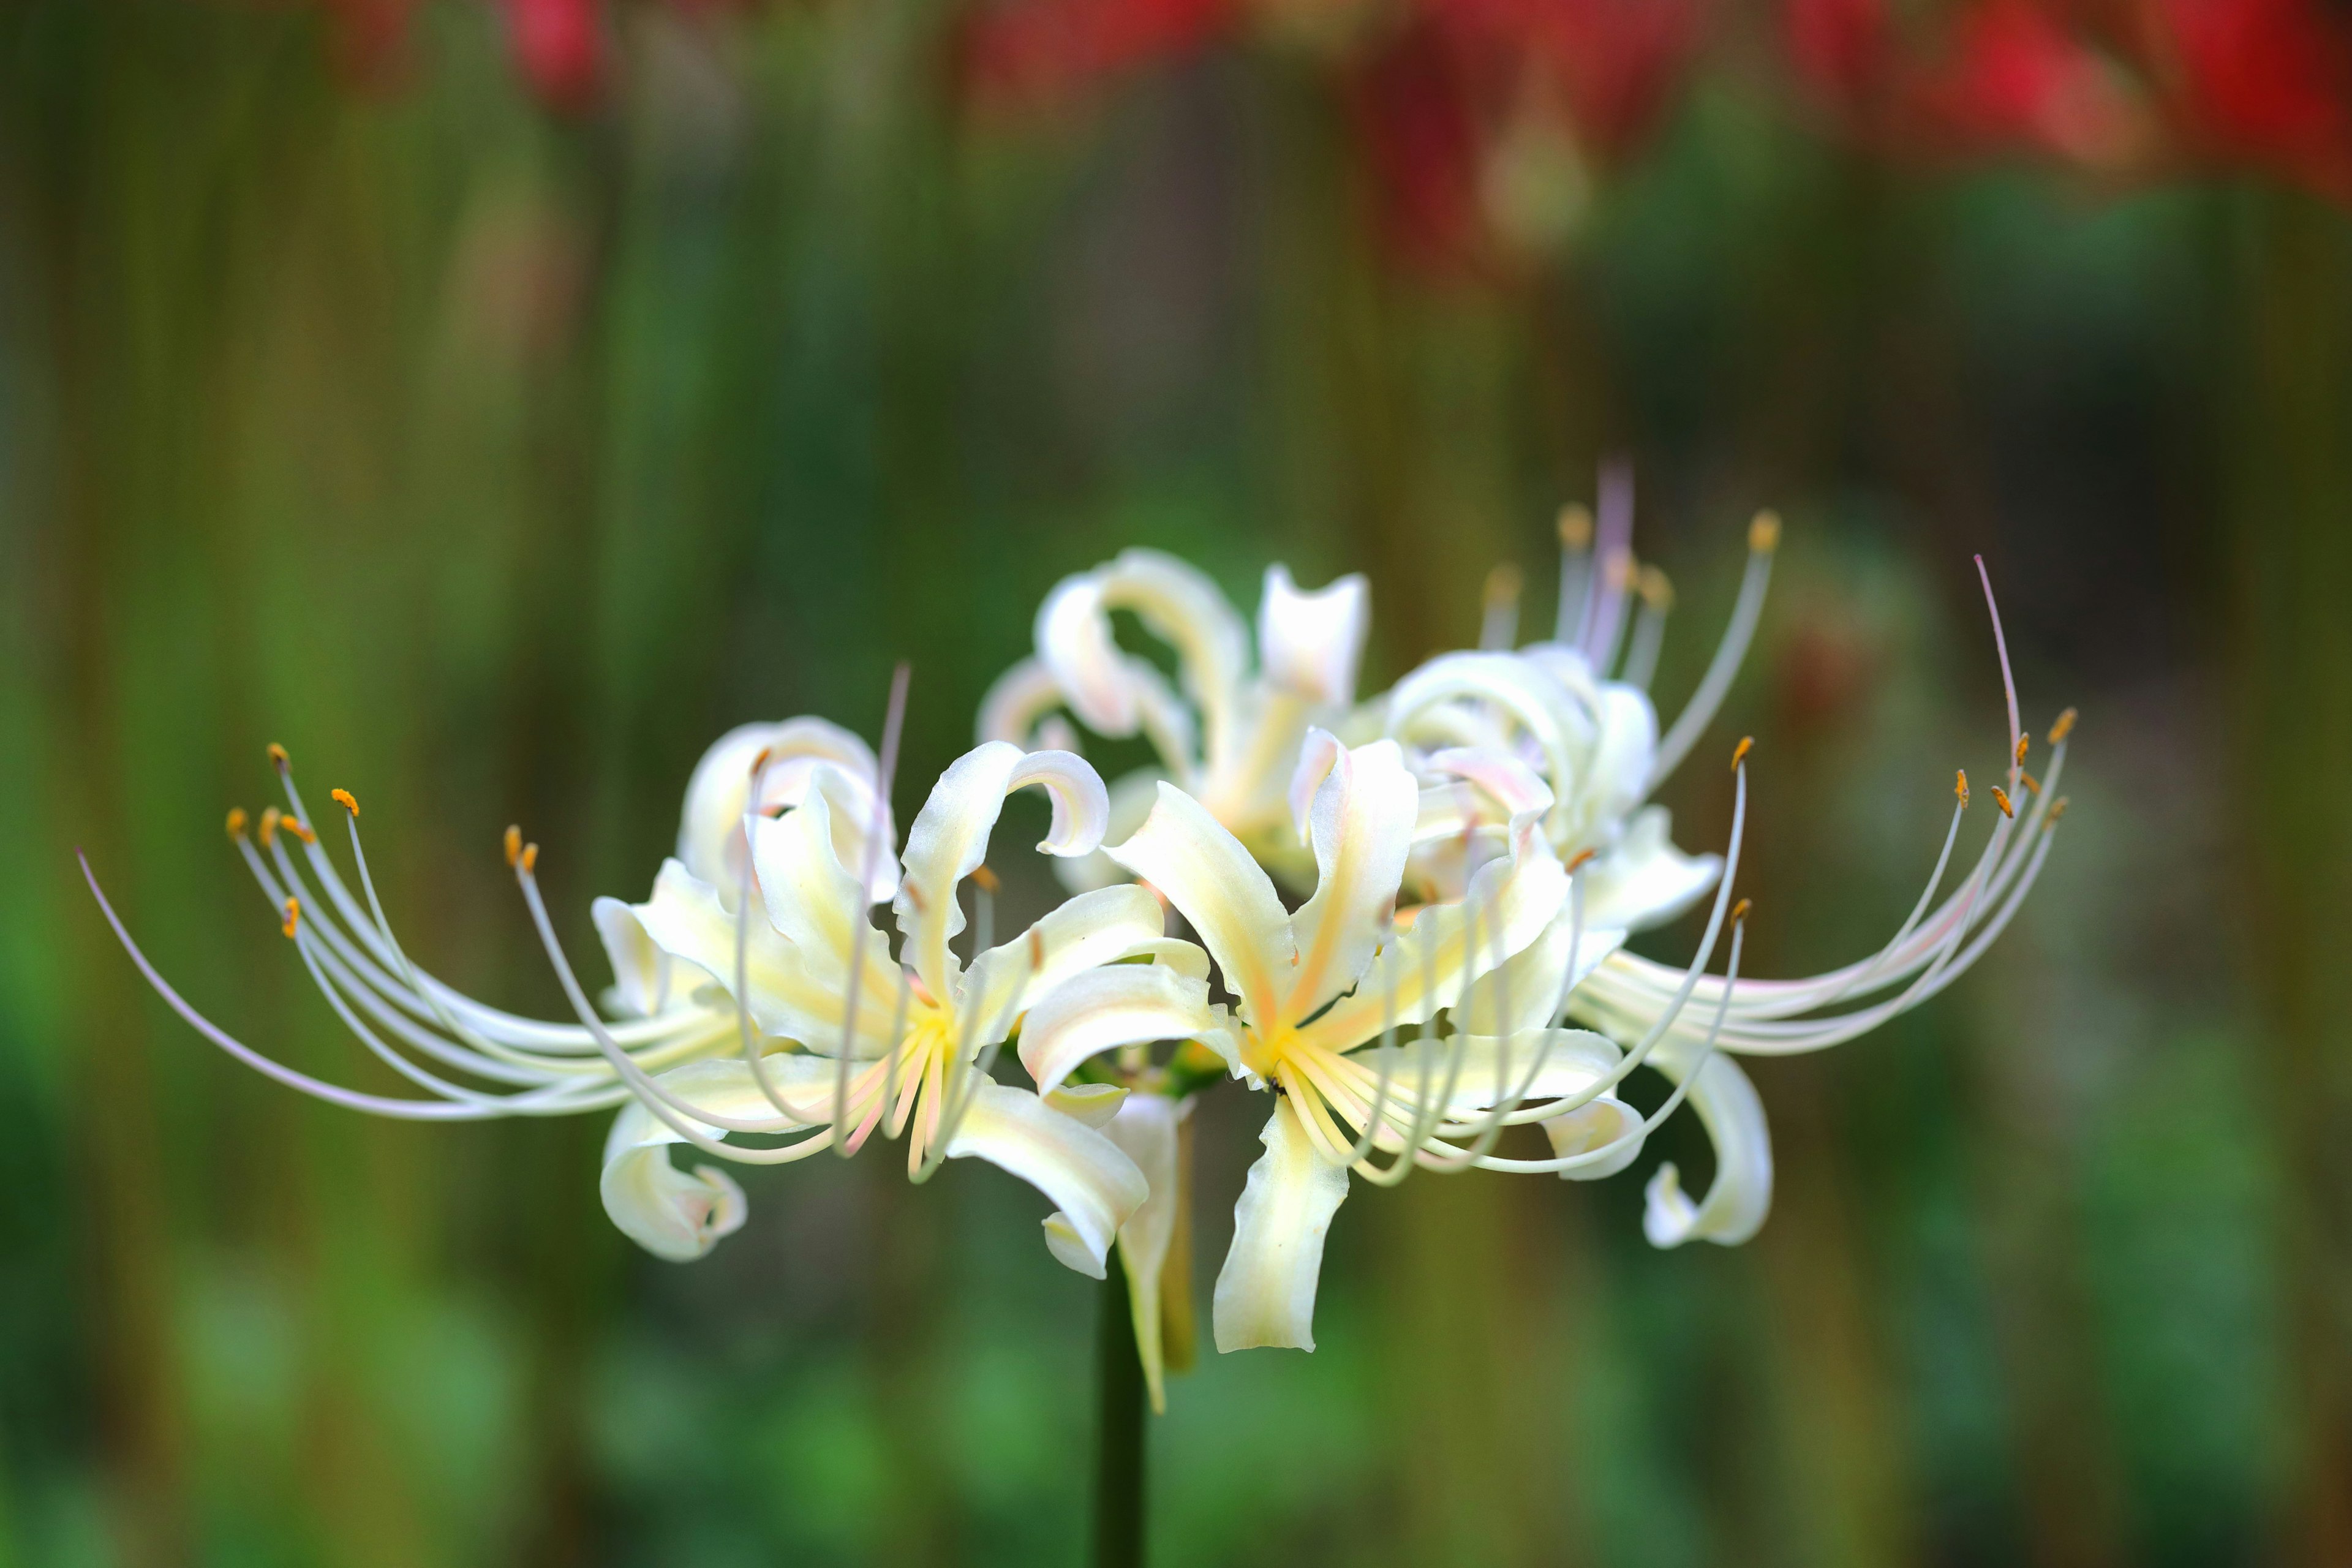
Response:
[961,883,1171,1031]
[594,894,679,1018]
[1212,1098,1349,1352]
[1017,963,1215,1097]
[1286,728,1347,844]
[748,767,893,984]
[1052,766,1168,894]
[1642,1037,1772,1247]
[1102,1094,1185,1412]
[976,655,1066,747]
[677,718,894,904]
[1104,783,1295,1030]
[1037,549,1248,744]
[894,744,1110,998]
[1258,565,1369,706]
[1542,1097,1645,1180]
[630,859,895,1056]
[597,1055,842,1261]
[947,1080,1148,1274]
[1044,1082,1129,1128]
[1423,746,1554,821]
[1306,814,1568,1052]
[1347,1028,1623,1115]
[1454,903,1627,1038]
[1385,653,1593,834]
[1580,806,1721,932]
[1286,737,1417,1017]
[1579,684,1661,836]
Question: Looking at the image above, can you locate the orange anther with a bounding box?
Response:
[1557,504,1593,550]
[2015,734,2030,766]
[1749,511,1782,553]
[1731,736,1755,771]
[282,817,316,845]
[2048,796,2070,823]
[1956,770,1970,808]
[1028,927,1046,970]
[1637,565,1674,611]
[281,897,300,938]
[258,805,281,848]
[2049,707,2078,744]
[1564,848,1598,874]
[519,842,538,874]
[266,742,289,772]
[971,864,1001,895]
[225,807,249,840]
[503,825,521,867]
[2021,771,2043,796]
[1991,786,2015,819]
[331,788,359,819]
[1484,562,1523,608]
[1730,897,1753,924]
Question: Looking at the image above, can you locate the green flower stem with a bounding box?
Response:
[1093,1246,1147,1568]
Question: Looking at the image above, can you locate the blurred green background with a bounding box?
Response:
[3,0,2350,1563]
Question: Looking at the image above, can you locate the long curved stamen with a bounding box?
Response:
[81,850,499,1120]
[1648,511,1779,792]
[835,661,911,1157]
[1553,503,1595,644]
[514,846,846,1161]
[1354,911,1447,1188]
[1480,564,1523,652]
[241,807,719,1098]
[1333,913,1404,1164]
[1619,565,1672,691]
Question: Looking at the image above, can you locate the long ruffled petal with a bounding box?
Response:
[1213,1098,1350,1352]
[1257,565,1369,706]
[947,1080,1148,1275]
[1286,737,1417,1017]
[1017,962,1216,1096]
[1105,782,1296,1030]
[1038,549,1250,744]
[677,718,894,904]
[1642,1037,1773,1247]
[894,744,1109,998]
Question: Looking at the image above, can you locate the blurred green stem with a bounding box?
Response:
[1093,1248,1146,1568]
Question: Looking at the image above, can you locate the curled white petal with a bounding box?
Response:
[1213,1098,1349,1352]
[1286,728,1348,845]
[1018,962,1215,1098]
[677,718,894,903]
[1009,748,1112,858]
[947,1080,1148,1275]
[1258,565,1370,707]
[1642,1038,1772,1248]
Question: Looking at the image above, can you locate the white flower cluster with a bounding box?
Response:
[88,480,2071,1409]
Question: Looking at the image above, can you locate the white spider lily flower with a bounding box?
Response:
[1023,732,1768,1353]
[979,549,1371,886]
[84,729,1213,1280]
[545,741,1216,1276]
[1385,469,1777,931]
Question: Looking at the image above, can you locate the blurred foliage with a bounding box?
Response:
[0,1,2346,1565]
